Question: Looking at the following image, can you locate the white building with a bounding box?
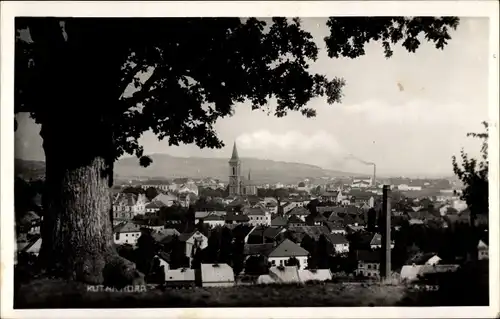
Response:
[113,222,142,246]
[266,239,309,270]
[244,206,271,226]
[327,234,350,254]
[201,214,226,228]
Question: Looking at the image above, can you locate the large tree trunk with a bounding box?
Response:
[38,120,142,287]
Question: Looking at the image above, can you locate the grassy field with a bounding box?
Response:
[15,279,409,308]
[14,261,489,308]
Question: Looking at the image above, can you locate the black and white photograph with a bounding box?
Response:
[1,1,498,318]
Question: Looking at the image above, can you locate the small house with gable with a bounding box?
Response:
[266,239,309,270]
[113,221,143,246]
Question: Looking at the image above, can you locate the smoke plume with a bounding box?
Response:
[345,154,375,166]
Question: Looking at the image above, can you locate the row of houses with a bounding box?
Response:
[161,263,334,287]
[112,190,198,225]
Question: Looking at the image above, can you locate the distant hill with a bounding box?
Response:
[15,154,363,184]
[115,154,362,184]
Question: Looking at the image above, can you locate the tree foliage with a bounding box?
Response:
[452,121,489,223]
[16,17,460,165]
[145,187,160,201]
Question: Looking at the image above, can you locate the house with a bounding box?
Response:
[153,193,178,207]
[354,250,380,278]
[225,212,250,225]
[400,264,460,283]
[327,209,344,224]
[261,198,279,215]
[271,216,288,227]
[298,269,333,282]
[145,201,165,214]
[201,214,226,228]
[348,190,375,207]
[325,221,347,235]
[195,211,212,224]
[282,202,299,215]
[287,206,310,221]
[141,183,171,192]
[346,224,365,233]
[369,233,395,250]
[319,191,339,203]
[244,206,271,226]
[112,193,147,224]
[287,215,306,227]
[478,240,489,260]
[287,225,330,243]
[200,263,235,287]
[266,239,309,269]
[178,231,208,258]
[113,222,143,246]
[177,183,199,196]
[164,268,196,287]
[326,233,349,254]
[351,178,372,188]
[306,213,328,226]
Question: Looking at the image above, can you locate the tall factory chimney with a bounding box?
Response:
[380,185,391,280]
[372,164,376,187]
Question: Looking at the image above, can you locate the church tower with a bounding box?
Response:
[228,142,241,196]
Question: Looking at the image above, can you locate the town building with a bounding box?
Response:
[112,193,147,224]
[201,214,226,228]
[326,233,350,254]
[228,142,258,197]
[113,221,143,246]
[354,250,380,278]
[266,239,309,269]
[478,239,489,260]
[244,206,272,226]
[152,193,178,207]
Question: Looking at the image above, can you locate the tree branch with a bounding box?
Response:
[118,63,142,100]
[120,66,164,109]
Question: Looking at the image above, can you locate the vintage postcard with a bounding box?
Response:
[1,1,499,318]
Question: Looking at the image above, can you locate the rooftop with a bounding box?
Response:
[268,239,309,258]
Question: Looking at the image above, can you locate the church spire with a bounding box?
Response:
[230,141,239,162]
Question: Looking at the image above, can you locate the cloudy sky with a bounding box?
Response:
[15,17,489,177]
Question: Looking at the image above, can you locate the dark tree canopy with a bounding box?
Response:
[16,17,460,166]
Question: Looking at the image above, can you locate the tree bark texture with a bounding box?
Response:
[38,120,143,287]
